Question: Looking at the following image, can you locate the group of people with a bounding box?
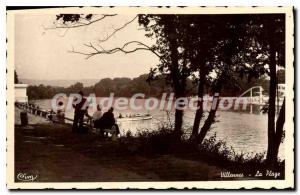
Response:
[72,91,120,137]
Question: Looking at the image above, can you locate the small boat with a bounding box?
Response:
[116,114,153,122]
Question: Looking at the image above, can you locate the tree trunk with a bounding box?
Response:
[173,85,185,139]
[266,43,277,165]
[191,71,205,137]
[174,108,184,137]
[164,17,185,139]
[273,98,285,162]
[197,92,220,144]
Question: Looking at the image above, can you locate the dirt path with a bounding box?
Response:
[15,124,155,182]
[14,111,225,182]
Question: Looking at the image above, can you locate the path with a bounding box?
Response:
[14,109,224,182]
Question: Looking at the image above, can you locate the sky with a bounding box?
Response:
[14,14,159,80]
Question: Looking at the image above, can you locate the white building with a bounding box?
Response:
[15,84,28,103]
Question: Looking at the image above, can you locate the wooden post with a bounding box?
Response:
[20,112,28,126]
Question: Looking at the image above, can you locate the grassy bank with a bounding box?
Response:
[118,126,285,180]
[14,123,284,182]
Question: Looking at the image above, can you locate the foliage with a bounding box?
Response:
[117,126,276,170]
[199,133,266,164]
[26,72,276,100]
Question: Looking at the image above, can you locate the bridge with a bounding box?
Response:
[218,85,284,106]
[236,85,266,106]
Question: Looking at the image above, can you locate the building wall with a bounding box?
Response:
[15,84,28,103]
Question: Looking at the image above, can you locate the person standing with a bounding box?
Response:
[72,91,88,133]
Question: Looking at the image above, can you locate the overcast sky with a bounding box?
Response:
[15,14,159,80]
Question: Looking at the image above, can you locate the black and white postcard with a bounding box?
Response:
[6,6,294,189]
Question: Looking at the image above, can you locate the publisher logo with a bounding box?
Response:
[16,172,38,182]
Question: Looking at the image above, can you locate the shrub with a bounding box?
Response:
[117,126,282,173]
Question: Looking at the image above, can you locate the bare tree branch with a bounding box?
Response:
[69,41,163,61]
[51,14,162,62]
[98,15,138,43]
[83,42,99,52]
[44,14,138,46]
[43,14,117,30]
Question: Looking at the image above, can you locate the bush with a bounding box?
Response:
[199,133,266,164]
[118,125,180,155]
[117,126,283,175]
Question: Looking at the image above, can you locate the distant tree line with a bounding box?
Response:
[26,71,283,100]
[27,74,191,99]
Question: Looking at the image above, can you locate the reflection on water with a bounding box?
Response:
[32,99,284,159]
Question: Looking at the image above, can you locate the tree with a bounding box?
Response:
[263,15,285,165]
[139,15,195,139]
[185,14,285,149]
[183,15,249,142]
[182,16,233,139]
[216,15,285,165]
[67,82,84,94]
[231,14,285,165]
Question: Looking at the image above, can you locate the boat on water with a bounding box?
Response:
[116,113,153,122]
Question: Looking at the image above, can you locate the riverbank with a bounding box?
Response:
[14,108,284,182]
[15,123,224,182]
